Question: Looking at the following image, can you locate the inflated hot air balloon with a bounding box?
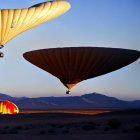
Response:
[0,101,19,114]
[23,47,140,94]
[0,1,71,57]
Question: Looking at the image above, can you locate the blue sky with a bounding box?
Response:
[0,0,140,100]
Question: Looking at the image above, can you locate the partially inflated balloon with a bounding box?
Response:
[0,1,71,47]
[0,101,19,114]
[23,47,140,91]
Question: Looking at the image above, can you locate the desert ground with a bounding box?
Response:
[0,109,139,140]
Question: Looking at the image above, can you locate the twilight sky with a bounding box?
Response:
[0,0,140,100]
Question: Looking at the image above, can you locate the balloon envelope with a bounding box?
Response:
[0,1,71,46]
[23,47,140,90]
[0,101,19,114]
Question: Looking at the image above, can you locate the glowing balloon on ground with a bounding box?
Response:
[0,1,71,57]
[0,101,19,114]
[23,47,140,94]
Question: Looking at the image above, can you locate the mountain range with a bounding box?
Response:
[0,93,140,109]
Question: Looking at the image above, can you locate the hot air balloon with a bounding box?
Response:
[0,101,19,114]
[0,1,71,57]
[23,47,140,94]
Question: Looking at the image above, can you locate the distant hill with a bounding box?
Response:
[0,93,140,109]
[0,93,14,100]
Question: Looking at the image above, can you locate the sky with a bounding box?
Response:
[0,0,140,100]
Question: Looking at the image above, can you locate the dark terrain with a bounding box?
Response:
[0,93,140,139]
[0,109,139,140]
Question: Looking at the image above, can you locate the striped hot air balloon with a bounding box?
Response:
[0,1,71,57]
[0,101,19,114]
[23,47,140,95]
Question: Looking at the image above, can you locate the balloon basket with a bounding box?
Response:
[66,90,71,95]
[0,52,4,57]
